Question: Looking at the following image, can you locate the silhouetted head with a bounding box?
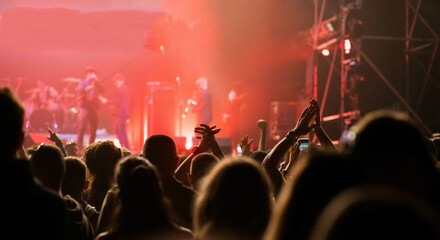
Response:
[188,153,219,190]
[62,156,87,199]
[0,87,24,158]
[117,156,163,207]
[82,141,101,176]
[65,141,78,157]
[142,135,179,174]
[115,156,171,235]
[92,140,122,184]
[310,186,440,240]
[348,110,440,203]
[194,156,273,240]
[350,110,433,167]
[30,144,65,192]
[264,150,366,240]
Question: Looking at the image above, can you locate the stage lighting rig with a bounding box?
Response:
[309,0,365,134]
[311,15,339,51]
[343,0,363,67]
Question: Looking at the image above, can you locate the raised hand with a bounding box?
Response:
[194,124,221,153]
[47,128,61,143]
[257,119,267,130]
[310,98,321,130]
[47,128,67,156]
[309,98,337,151]
[194,124,221,138]
[293,99,318,136]
[257,119,268,151]
[239,135,253,156]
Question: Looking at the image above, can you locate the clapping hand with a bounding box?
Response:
[194,124,221,137]
[293,99,318,136]
[310,98,321,130]
[194,124,221,153]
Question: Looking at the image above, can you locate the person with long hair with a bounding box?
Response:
[194,156,273,240]
[96,156,192,240]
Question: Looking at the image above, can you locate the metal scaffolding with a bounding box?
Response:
[311,0,439,137]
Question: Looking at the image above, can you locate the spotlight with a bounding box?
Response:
[322,48,330,56]
[344,39,351,54]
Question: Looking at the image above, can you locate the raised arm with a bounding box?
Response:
[208,136,225,160]
[47,128,67,157]
[262,100,317,195]
[257,119,268,151]
[310,99,337,151]
[281,141,300,179]
[174,124,221,184]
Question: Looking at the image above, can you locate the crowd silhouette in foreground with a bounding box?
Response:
[2,85,440,240]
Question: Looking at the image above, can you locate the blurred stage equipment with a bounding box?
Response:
[192,137,232,155]
[28,108,55,133]
[62,77,81,83]
[308,0,438,138]
[145,81,176,138]
[308,0,364,134]
[269,101,298,141]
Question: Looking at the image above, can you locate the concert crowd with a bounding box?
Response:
[2,82,440,240]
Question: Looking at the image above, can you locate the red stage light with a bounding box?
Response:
[322,48,330,56]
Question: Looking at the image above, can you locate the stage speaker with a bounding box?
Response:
[146,82,176,137]
[269,101,298,141]
[24,133,54,148]
[192,137,232,155]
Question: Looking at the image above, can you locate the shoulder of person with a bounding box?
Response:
[63,195,84,213]
[95,231,113,240]
[173,176,196,193]
[104,186,120,200]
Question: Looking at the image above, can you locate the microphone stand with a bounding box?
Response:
[176,76,183,136]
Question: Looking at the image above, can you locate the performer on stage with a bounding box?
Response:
[26,79,63,131]
[27,79,59,110]
[191,77,213,126]
[106,73,131,149]
[76,66,103,150]
[223,81,248,150]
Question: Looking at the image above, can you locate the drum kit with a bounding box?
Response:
[25,77,81,133]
